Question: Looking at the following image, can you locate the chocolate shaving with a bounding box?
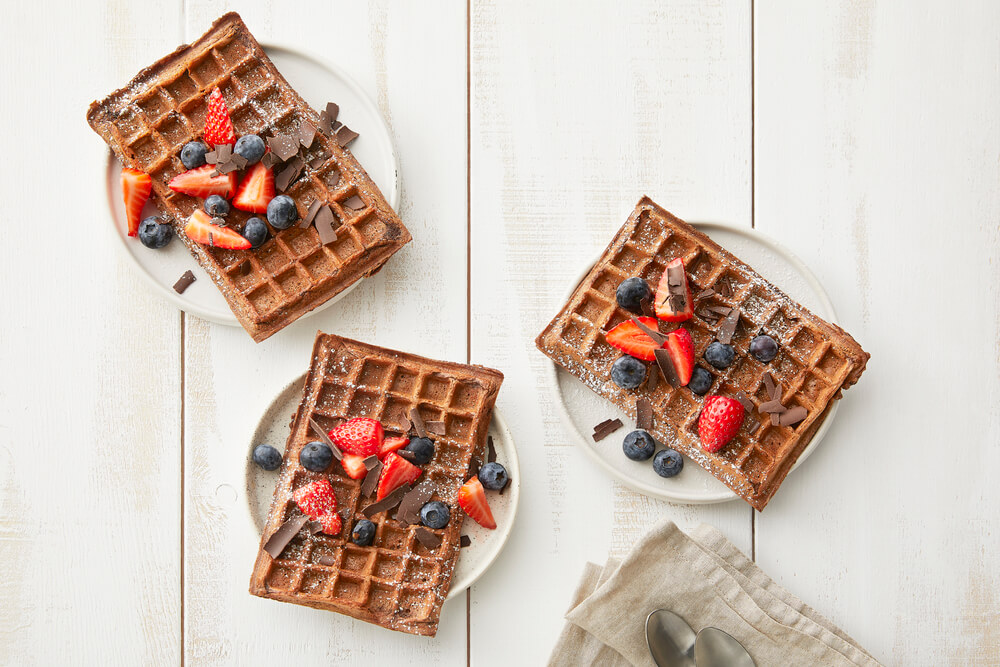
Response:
[317,110,333,135]
[299,199,322,229]
[654,348,682,389]
[499,480,509,495]
[204,149,219,164]
[645,363,659,391]
[762,372,777,399]
[779,406,808,427]
[735,391,754,412]
[318,554,338,566]
[717,308,740,345]
[709,305,733,315]
[636,397,653,430]
[325,102,340,125]
[758,400,786,414]
[309,155,328,169]
[306,520,323,535]
[362,455,380,470]
[299,120,316,148]
[414,527,442,549]
[326,171,341,190]
[396,481,434,525]
[314,205,338,245]
[229,153,249,170]
[397,449,420,464]
[717,280,733,298]
[487,435,497,463]
[361,485,409,518]
[425,420,446,436]
[343,195,365,211]
[261,151,280,169]
[696,288,715,299]
[639,296,655,317]
[592,418,623,442]
[460,535,471,548]
[210,217,226,227]
[360,460,383,498]
[309,417,344,461]
[629,316,666,345]
[173,270,196,294]
[331,121,342,133]
[275,157,304,191]
[267,134,299,161]
[262,515,309,559]
[401,417,413,434]
[336,125,359,147]
[660,263,688,314]
[208,232,214,247]
[409,407,428,438]
[215,159,242,174]
[771,412,781,426]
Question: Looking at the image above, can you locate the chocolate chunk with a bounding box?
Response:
[779,406,808,426]
[343,195,365,211]
[717,308,740,345]
[654,348,681,389]
[261,151,280,169]
[267,134,299,161]
[336,125,359,147]
[299,120,316,148]
[275,157,304,191]
[735,391,754,412]
[262,515,309,559]
[317,554,338,566]
[636,397,653,431]
[360,460,383,498]
[361,485,409,518]
[645,364,659,391]
[396,481,434,525]
[173,270,196,294]
[487,435,497,463]
[629,316,666,345]
[592,418,623,442]
[409,407,428,438]
[325,102,340,125]
[309,417,344,460]
[425,420,446,436]
[314,205,338,246]
[317,110,333,135]
[460,535,471,548]
[414,527,442,549]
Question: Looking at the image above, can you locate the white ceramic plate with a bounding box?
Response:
[103,45,400,326]
[547,222,840,505]
[245,374,519,599]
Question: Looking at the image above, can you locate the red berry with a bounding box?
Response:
[329,417,384,457]
[605,316,661,362]
[292,479,337,518]
[458,477,496,529]
[379,436,409,459]
[168,164,238,199]
[698,396,745,452]
[376,452,422,500]
[121,168,151,237]
[317,512,342,536]
[654,258,694,322]
[341,454,368,480]
[203,87,236,146]
[663,327,695,386]
[184,209,251,250]
[232,162,274,213]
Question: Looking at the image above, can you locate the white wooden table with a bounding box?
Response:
[2,1,998,664]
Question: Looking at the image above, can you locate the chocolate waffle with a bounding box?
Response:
[249,333,503,635]
[87,13,410,342]
[536,197,869,510]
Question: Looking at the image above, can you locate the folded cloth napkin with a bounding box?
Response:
[549,520,881,667]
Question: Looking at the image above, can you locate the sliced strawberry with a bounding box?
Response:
[379,436,409,459]
[605,316,662,362]
[292,479,337,518]
[654,258,694,322]
[203,86,236,146]
[376,452,422,500]
[341,454,368,480]
[329,417,384,457]
[663,327,695,386]
[317,512,342,536]
[121,168,152,237]
[698,396,745,452]
[184,209,251,250]
[458,477,496,530]
[232,162,274,213]
[168,164,238,199]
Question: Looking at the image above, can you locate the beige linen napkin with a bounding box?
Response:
[549,520,881,667]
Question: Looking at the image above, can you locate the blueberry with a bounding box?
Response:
[750,334,778,363]
[242,217,268,248]
[351,519,376,546]
[299,441,333,472]
[652,449,684,478]
[622,430,656,461]
[420,501,450,529]
[688,367,713,395]
[204,194,229,217]
[478,462,508,490]
[252,444,282,471]
[267,194,298,230]
[234,134,266,164]
[704,342,735,369]
[137,216,173,249]
[615,277,653,314]
[611,355,647,389]
[404,437,435,465]
[180,141,208,169]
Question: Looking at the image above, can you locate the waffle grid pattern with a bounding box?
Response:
[88,14,409,341]
[250,333,504,636]
[537,198,868,510]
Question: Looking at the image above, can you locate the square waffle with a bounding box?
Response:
[87,13,410,342]
[536,197,869,510]
[249,332,504,635]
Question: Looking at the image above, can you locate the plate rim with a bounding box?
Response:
[545,220,841,505]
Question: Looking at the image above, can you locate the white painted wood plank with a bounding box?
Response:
[0,1,184,664]
[180,2,470,663]
[754,1,1000,664]
[469,1,753,664]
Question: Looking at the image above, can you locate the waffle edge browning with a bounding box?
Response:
[249,333,503,635]
[87,13,410,342]
[536,197,869,510]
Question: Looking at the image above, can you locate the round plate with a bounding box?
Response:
[245,374,519,599]
[103,44,401,326]
[547,222,840,504]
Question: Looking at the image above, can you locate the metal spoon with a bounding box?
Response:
[694,627,756,667]
[644,609,696,667]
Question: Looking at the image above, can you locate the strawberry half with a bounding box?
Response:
[168,164,237,199]
[184,209,251,249]
[376,452,422,500]
[379,436,409,459]
[203,87,236,146]
[232,162,274,213]
[317,512,342,536]
[341,454,368,480]
[121,168,152,237]
[654,258,694,322]
[698,396,745,452]
[292,479,337,518]
[458,477,496,529]
[329,417,383,457]
[605,316,661,362]
[663,327,695,386]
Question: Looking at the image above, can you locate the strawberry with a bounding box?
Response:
[232,162,274,213]
[184,209,251,249]
[376,452,422,500]
[654,258,694,322]
[292,479,337,518]
[458,477,496,530]
[121,168,152,237]
[698,396,745,452]
[203,86,236,146]
[663,327,695,385]
[317,512,342,536]
[605,316,662,362]
[329,417,384,457]
[379,436,410,459]
[168,164,238,199]
[341,454,368,480]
